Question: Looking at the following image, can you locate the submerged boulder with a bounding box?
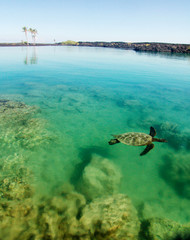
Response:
[37,186,87,240]
[77,154,121,201]
[80,194,140,240]
[0,183,88,240]
[139,218,190,240]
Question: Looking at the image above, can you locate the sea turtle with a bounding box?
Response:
[109,126,167,156]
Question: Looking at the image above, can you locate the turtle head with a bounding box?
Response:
[108,139,120,145]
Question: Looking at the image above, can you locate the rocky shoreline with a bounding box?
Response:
[1,42,190,54]
[76,42,190,54]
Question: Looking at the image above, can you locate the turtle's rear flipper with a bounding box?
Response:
[152,138,167,142]
[140,143,154,156]
[149,126,156,137]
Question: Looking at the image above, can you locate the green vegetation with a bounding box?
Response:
[22,27,28,45]
[22,27,38,45]
[61,40,79,46]
[29,28,38,45]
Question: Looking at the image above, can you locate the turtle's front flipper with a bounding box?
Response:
[149,126,156,137]
[140,143,154,156]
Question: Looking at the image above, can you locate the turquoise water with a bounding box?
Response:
[0,46,190,237]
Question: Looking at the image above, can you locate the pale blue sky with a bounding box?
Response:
[0,0,190,43]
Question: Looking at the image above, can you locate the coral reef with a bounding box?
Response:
[0,99,55,150]
[76,154,121,201]
[160,153,190,199]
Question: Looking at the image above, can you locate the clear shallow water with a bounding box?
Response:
[0,46,190,236]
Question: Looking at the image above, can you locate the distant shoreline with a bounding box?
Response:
[0,42,190,54]
[0,43,54,47]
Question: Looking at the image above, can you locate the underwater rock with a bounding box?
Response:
[0,157,37,239]
[139,218,190,240]
[0,183,88,240]
[160,153,190,199]
[137,197,190,224]
[70,146,111,187]
[0,100,38,127]
[1,179,32,200]
[37,188,87,240]
[0,153,33,201]
[0,99,55,150]
[0,199,39,240]
[80,194,140,240]
[77,154,121,201]
[15,118,55,149]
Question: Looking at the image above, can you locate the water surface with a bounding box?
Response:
[0,46,190,236]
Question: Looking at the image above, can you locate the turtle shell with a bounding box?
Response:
[113,132,152,146]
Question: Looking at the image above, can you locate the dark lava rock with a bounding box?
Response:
[77,42,190,54]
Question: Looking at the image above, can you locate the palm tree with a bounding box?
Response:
[29,28,33,43]
[29,28,37,45]
[32,29,38,45]
[22,27,28,45]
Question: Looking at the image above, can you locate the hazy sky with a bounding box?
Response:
[0,0,190,43]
